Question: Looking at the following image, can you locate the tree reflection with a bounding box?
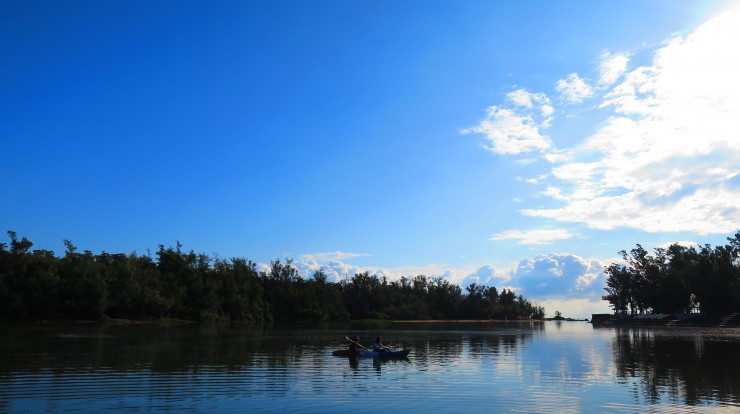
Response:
[0,323,315,375]
[0,321,542,406]
[612,328,740,405]
[387,322,541,366]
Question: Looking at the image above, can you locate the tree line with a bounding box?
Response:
[603,232,740,314]
[0,232,545,322]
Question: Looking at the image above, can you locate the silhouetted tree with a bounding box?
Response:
[0,231,546,322]
[603,232,740,314]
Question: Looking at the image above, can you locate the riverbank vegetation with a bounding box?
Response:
[0,232,545,322]
[603,232,740,314]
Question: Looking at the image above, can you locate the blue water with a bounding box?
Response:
[1,321,739,413]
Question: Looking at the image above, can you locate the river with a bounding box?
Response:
[1,321,739,413]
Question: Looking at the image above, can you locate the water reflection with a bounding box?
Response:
[611,327,740,406]
[403,321,542,363]
[338,355,412,371]
[0,322,539,403]
[1,322,739,413]
[1,322,309,374]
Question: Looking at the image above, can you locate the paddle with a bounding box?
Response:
[345,336,371,351]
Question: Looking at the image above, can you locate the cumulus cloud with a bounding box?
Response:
[462,89,554,154]
[258,258,482,285]
[490,228,574,245]
[255,259,358,282]
[597,50,630,85]
[655,240,699,249]
[462,107,551,154]
[255,252,612,317]
[507,89,537,107]
[368,263,478,285]
[536,298,611,319]
[522,10,740,235]
[459,264,512,287]
[506,89,553,119]
[255,262,271,275]
[256,257,520,290]
[514,253,607,299]
[556,73,593,103]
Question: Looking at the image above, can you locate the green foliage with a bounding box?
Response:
[0,231,545,322]
[603,232,740,314]
[338,273,543,320]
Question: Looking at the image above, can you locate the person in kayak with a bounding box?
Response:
[349,336,362,352]
[373,336,389,352]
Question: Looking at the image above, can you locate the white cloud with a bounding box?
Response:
[506,90,552,119]
[544,149,572,163]
[462,107,552,154]
[463,88,554,155]
[541,104,554,117]
[370,263,467,283]
[507,89,537,108]
[522,10,740,235]
[555,73,593,103]
[260,258,481,285]
[459,264,512,286]
[257,258,519,290]
[255,262,271,275]
[597,50,630,85]
[305,260,358,282]
[490,228,574,245]
[515,158,538,165]
[521,173,548,185]
[536,298,611,319]
[655,240,699,249]
[298,251,370,262]
[256,259,358,282]
[542,186,567,200]
[256,252,613,317]
[514,253,607,299]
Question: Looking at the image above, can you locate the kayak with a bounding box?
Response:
[332,349,411,358]
[332,349,410,358]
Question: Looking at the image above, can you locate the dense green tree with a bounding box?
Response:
[603,263,633,314]
[0,231,545,322]
[603,232,740,314]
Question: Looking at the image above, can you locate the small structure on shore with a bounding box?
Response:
[545,311,588,322]
[591,313,740,328]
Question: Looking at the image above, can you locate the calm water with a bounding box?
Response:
[1,321,739,413]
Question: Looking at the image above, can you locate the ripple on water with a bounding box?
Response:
[1,322,739,413]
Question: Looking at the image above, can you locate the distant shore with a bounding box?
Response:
[2,317,551,325]
[0,316,196,325]
[591,313,740,328]
[374,318,546,323]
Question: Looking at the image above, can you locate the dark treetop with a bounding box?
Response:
[603,232,740,315]
[0,231,545,322]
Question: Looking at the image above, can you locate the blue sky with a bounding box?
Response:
[3,1,739,317]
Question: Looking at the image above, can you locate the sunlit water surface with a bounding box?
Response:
[1,321,739,413]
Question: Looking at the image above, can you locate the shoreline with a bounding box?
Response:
[384,319,545,323]
[0,317,196,325]
[0,317,550,325]
[591,313,740,328]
